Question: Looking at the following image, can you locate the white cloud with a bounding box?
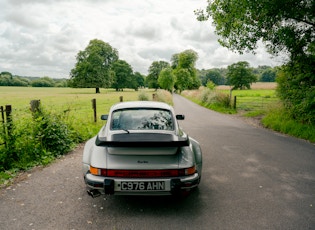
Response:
[0,0,284,78]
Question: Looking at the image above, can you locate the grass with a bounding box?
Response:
[262,107,315,143]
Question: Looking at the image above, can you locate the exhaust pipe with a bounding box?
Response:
[87,189,101,198]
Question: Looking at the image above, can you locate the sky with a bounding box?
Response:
[0,0,285,79]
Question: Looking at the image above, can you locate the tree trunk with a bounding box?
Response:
[96,88,100,93]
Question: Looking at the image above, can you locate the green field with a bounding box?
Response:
[224,89,280,114]
[0,87,153,116]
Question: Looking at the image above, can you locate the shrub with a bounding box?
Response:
[33,112,75,156]
[138,91,150,101]
[214,92,231,107]
[155,89,173,105]
[206,80,216,90]
[276,56,315,125]
[200,87,211,103]
[0,107,80,171]
[198,87,230,107]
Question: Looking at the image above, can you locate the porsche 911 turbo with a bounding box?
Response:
[82,101,202,197]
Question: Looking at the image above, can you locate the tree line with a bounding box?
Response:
[1,47,277,91]
[0,72,68,87]
[68,39,278,93]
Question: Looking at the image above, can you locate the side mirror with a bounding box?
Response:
[176,114,185,120]
[101,115,108,120]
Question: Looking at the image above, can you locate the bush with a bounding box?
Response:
[206,80,216,90]
[198,87,230,107]
[214,92,231,107]
[138,91,150,101]
[0,107,80,171]
[33,112,75,156]
[276,56,315,125]
[155,89,173,105]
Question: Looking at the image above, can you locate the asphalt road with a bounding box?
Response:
[1,94,314,230]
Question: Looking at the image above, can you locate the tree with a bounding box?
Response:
[111,60,133,91]
[277,55,315,124]
[172,49,201,91]
[203,70,225,85]
[31,77,55,87]
[146,61,170,89]
[70,39,118,93]
[195,0,315,58]
[0,72,13,78]
[134,72,145,89]
[226,61,257,89]
[158,67,175,92]
[260,68,277,82]
[174,68,191,93]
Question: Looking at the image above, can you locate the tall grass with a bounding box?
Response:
[182,87,235,113]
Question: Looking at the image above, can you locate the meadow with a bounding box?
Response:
[222,88,279,116]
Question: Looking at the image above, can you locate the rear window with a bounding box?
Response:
[111,108,174,131]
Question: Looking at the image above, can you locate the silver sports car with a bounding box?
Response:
[82,101,202,197]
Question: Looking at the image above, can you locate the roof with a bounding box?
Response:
[110,101,173,111]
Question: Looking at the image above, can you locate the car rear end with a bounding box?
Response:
[83,101,201,197]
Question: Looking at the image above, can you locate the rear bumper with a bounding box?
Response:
[84,173,200,196]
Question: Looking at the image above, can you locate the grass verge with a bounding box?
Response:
[262,107,315,143]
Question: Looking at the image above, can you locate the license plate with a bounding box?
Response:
[120,181,165,191]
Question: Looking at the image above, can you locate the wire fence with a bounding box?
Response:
[233,96,280,111]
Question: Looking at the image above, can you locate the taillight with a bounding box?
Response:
[90,166,100,175]
[185,166,196,175]
[90,166,107,176]
[90,166,196,177]
[178,166,196,176]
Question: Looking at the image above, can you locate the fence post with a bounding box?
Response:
[5,105,12,137]
[233,96,237,109]
[0,106,6,147]
[91,99,97,122]
[0,106,4,126]
[30,100,41,113]
[119,96,123,102]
